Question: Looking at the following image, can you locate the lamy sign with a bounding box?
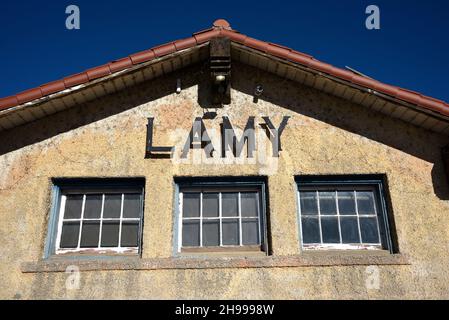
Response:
[145,116,290,161]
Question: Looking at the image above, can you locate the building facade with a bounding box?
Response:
[1,20,449,299]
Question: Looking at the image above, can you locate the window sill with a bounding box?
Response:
[180,245,265,257]
[54,248,139,256]
[21,253,409,273]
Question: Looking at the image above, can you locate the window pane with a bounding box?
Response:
[241,192,258,217]
[222,193,239,217]
[182,220,200,247]
[360,217,380,244]
[83,194,102,219]
[121,222,139,247]
[60,222,80,248]
[299,192,318,215]
[123,193,140,218]
[203,193,219,217]
[222,219,239,245]
[357,191,376,215]
[101,221,120,247]
[64,195,83,219]
[183,193,200,218]
[301,217,320,244]
[80,220,100,248]
[340,217,360,243]
[202,220,220,246]
[242,218,259,245]
[321,217,340,243]
[103,194,122,218]
[338,191,356,215]
[319,192,337,215]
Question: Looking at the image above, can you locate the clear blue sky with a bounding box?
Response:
[1,0,448,101]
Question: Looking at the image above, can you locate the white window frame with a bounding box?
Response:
[297,183,389,251]
[55,190,143,255]
[177,187,264,253]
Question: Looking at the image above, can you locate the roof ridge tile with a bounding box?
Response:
[129,49,156,64]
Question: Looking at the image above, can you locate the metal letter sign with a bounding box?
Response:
[145,118,173,158]
[145,116,290,159]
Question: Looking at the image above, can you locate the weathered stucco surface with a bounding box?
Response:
[0,62,448,299]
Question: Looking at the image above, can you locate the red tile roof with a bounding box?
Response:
[1,19,449,118]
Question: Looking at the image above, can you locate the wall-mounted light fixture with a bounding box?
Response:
[254,85,263,96]
[215,75,226,84]
[209,37,231,105]
[253,84,263,103]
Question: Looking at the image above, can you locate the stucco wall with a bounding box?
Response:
[0,62,448,299]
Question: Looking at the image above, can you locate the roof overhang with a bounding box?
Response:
[232,44,449,135]
[1,19,449,135]
[0,44,209,131]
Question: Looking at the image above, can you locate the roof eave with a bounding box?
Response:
[1,19,448,133]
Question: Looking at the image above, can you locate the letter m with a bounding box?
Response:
[221,116,255,158]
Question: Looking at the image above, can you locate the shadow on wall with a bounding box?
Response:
[0,63,206,157]
[0,60,448,200]
[231,62,449,201]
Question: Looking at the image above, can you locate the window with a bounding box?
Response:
[175,177,268,254]
[47,178,144,256]
[296,176,394,252]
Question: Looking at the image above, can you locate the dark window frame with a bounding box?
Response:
[295,175,397,253]
[44,178,145,258]
[174,176,269,255]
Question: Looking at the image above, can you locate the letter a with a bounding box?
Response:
[66,5,80,30]
[365,5,380,30]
